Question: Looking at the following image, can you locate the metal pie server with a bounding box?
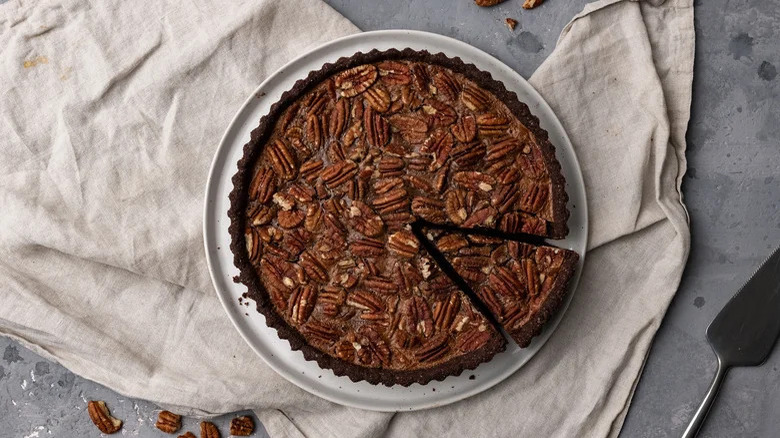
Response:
[682,245,780,438]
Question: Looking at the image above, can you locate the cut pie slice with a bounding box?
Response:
[425,229,579,348]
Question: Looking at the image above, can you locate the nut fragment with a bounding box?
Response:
[475,0,505,5]
[230,416,255,436]
[87,400,122,434]
[505,18,518,30]
[156,411,182,434]
[523,0,544,8]
[200,421,221,438]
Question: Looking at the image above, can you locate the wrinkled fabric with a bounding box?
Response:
[0,0,692,436]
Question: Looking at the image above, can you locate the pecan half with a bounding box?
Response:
[320,286,346,316]
[364,84,392,113]
[200,422,220,438]
[451,140,486,168]
[432,293,461,332]
[87,401,122,434]
[278,209,305,229]
[461,85,491,112]
[303,319,340,344]
[436,234,469,253]
[430,67,461,102]
[423,100,458,127]
[453,171,496,192]
[230,416,255,436]
[462,206,498,228]
[351,237,386,257]
[248,203,275,227]
[334,64,378,97]
[476,112,510,137]
[451,114,477,142]
[321,160,358,188]
[415,337,449,362]
[328,98,350,138]
[267,139,297,180]
[305,113,324,150]
[421,130,454,171]
[155,411,181,434]
[387,231,420,258]
[300,251,329,283]
[404,296,434,338]
[389,114,429,144]
[299,159,324,183]
[411,196,447,223]
[378,61,412,85]
[347,289,385,312]
[456,327,492,352]
[378,155,405,177]
[290,285,317,324]
[372,187,409,215]
[364,106,390,147]
[249,167,276,204]
[363,275,398,295]
[348,201,385,237]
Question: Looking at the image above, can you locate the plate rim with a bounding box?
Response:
[203,29,588,412]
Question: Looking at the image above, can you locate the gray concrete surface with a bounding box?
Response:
[1,0,779,436]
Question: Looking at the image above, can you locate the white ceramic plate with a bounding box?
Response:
[203,30,587,412]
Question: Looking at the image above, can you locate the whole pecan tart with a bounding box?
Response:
[229,48,579,386]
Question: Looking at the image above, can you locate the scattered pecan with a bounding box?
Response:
[505,18,518,30]
[523,0,544,9]
[155,411,181,434]
[475,0,505,6]
[87,401,122,434]
[230,416,255,436]
[178,433,196,438]
[200,421,220,438]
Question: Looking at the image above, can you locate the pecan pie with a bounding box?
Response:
[229,49,578,386]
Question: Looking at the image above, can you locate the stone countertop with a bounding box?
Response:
[2,0,779,437]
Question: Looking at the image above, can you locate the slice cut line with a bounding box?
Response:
[412,220,579,348]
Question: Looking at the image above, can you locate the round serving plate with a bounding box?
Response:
[203,30,587,412]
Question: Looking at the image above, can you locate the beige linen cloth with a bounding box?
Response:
[0,0,693,436]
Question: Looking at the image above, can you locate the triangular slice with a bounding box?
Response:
[426,230,579,347]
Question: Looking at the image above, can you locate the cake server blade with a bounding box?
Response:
[682,244,780,437]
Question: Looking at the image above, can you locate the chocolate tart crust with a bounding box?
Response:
[229,48,571,386]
